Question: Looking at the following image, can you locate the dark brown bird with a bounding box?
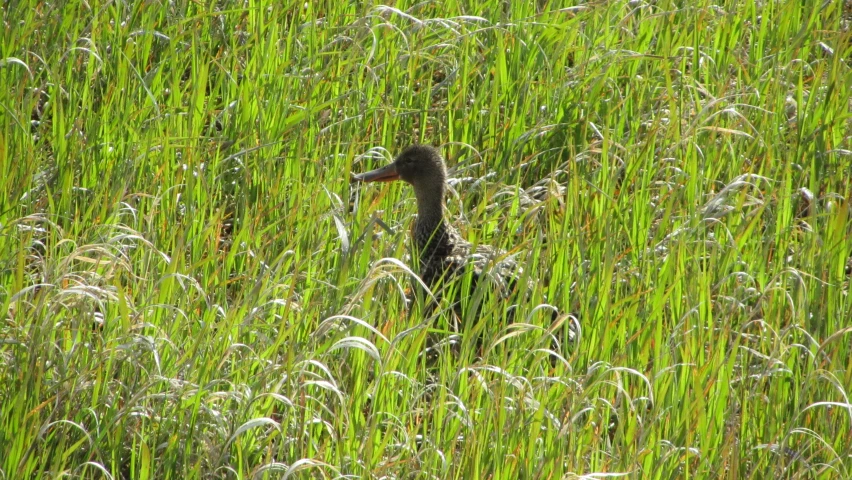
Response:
[351,145,577,354]
[351,145,518,295]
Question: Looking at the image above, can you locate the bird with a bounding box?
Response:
[351,145,578,357]
[351,145,520,298]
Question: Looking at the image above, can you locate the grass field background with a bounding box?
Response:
[1,0,851,478]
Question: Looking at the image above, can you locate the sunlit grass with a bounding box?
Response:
[1,0,850,478]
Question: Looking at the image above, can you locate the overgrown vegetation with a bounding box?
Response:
[1,0,850,478]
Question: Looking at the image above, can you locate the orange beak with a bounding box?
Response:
[351,163,399,183]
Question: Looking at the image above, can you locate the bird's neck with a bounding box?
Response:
[412,183,452,254]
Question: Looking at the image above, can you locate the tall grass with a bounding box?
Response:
[1,0,850,478]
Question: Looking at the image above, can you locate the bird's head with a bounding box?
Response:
[351,145,447,191]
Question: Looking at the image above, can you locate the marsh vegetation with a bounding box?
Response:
[1,0,850,478]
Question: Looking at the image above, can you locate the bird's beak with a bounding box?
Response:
[351,163,400,183]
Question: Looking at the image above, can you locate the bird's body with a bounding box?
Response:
[352,144,576,352]
[352,145,517,296]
